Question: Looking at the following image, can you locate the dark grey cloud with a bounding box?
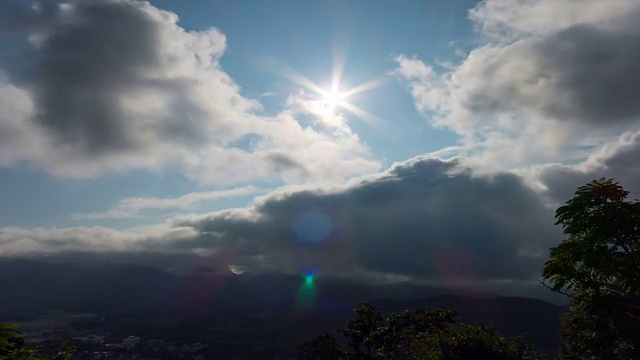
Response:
[534,130,640,203]
[174,157,559,283]
[29,0,202,153]
[534,25,640,124]
[466,22,640,126]
[266,152,308,174]
[0,1,58,34]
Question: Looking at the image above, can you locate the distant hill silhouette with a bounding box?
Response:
[0,259,565,356]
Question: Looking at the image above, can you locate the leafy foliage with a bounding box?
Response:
[337,302,384,358]
[543,178,640,359]
[0,323,40,360]
[298,333,349,360]
[298,302,541,360]
[425,322,540,360]
[0,324,73,360]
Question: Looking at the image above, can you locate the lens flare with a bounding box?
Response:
[305,273,315,284]
[292,210,334,244]
[296,272,317,310]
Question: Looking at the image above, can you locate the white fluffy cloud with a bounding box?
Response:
[0,0,378,183]
[396,0,640,167]
[469,0,638,40]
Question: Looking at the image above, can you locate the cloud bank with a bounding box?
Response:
[0,156,560,285]
[3,127,640,287]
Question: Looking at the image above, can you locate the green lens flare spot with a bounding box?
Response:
[305,273,315,284]
[296,273,318,310]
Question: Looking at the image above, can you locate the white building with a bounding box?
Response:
[121,336,140,350]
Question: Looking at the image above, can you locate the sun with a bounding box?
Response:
[272,56,390,128]
[321,88,346,110]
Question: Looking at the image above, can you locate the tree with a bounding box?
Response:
[430,322,540,360]
[0,324,74,360]
[0,323,39,360]
[336,302,384,359]
[298,333,348,360]
[373,308,457,359]
[298,303,541,360]
[542,178,640,359]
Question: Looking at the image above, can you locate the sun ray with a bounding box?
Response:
[331,44,348,94]
[340,102,387,130]
[341,75,391,98]
[276,63,327,95]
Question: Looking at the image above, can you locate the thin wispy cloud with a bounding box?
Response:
[73,186,262,220]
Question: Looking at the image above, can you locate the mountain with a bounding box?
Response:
[0,259,566,357]
[0,259,448,318]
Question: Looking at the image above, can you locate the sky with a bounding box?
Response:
[1,0,640,296]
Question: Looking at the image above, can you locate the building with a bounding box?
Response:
[121,335,140,350]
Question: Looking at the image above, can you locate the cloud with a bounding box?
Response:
[28,0,238,154]
[0,0,378,183]
[528,129,640,204]
[396,0,640,166]
[0,76,40,166]
[1,156,562,285]
[73,186,263,220]
[16,129,640,287]
[469,0,638,40]
[0,224,217,272]
[455,25,640,126]
[0,225,170,254]
[0,0,58,34]
[6,128,637,285]
[169,156,560,283]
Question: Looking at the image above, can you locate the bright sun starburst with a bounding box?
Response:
[321,88,345,110]
[272,53,390,129]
